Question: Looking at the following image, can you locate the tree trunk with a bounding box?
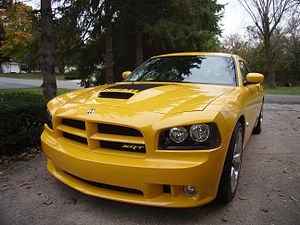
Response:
[135,22,143,67]
[134,0,143,67]
[41,0,56,101]
[104,0,114,84]
[264,36,277,89]
[266,55,276,88]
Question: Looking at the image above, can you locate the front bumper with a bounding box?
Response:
[41,125,230,208]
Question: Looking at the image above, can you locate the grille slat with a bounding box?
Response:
[98,124,143,137]
[58,118,146,153]
[90,133,144,145]
[100,141,146,153]
[66,172,143,195]
[62,119,85,130]
[63,132,88,145]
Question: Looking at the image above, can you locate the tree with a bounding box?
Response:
[41,0,56,101]
[237,0,299,88]
[104,0,114,84]
[0,3,33,63]
[52,0,223,85]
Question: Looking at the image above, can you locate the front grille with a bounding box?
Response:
[63,132,88,145]
[100,141,146,153]
[66,171,143,195]
[57,118,146,153]
[62,119,85,130]
[98,124,143,137]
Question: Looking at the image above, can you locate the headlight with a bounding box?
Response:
[169,127,188,143]
[190,124,210,142]
[159,123,221,150]
[46,109,53,129]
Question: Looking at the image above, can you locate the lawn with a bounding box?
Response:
[0,73,65,80]
[264,87,300,95]
[0,87,71,96]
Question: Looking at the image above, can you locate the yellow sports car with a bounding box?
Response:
[41,52,264,208]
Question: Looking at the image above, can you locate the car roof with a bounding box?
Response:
[152,52,235,58]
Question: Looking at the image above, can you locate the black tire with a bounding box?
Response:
[217,122,243,203]
[253,105,263,134]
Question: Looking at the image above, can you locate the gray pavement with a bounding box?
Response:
[1,77,299,105]
[0,77,82,89]
[0,102,299,225]
[265,94,300,104]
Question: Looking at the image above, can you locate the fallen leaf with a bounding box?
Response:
[2,183,9,188]
[43,196,54,205]
[238,196,248,200]
[64,197,77,205]
[260,208,269,212]
[19,153,27,159]
[221,215,228,222]
[290,196,298,201]
[17,181,32,187]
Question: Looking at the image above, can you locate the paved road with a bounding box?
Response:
[1,77,299,104]
[0,77,82,89]
[265,94,300,104]
[0,102,299,225]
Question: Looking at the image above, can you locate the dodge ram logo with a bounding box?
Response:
[87,108,96,114]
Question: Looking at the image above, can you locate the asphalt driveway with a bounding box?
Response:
[0,101,299,225]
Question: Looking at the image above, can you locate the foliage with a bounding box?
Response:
[0,3,34,64]
[221,16,300,85]
[0,88,70,156]
[237,0,299,88]
[64,69,80,80]
[55,0,224,86]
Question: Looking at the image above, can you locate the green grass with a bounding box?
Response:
[264,87,300,95]
[0,73,65,80]
[0,87,72,97]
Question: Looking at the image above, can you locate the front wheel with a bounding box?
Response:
[217,122,243,202]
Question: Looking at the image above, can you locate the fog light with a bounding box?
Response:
[183,185,198,197]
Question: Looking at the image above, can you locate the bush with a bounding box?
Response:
[0,88,48,156]
[64,70,80,80]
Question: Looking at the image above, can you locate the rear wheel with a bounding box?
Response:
[217,122,243,202]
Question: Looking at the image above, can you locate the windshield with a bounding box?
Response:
[125,56,237,86]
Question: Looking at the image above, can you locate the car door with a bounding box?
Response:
[239,60,260,144]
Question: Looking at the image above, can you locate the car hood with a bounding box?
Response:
[55,82,234,116]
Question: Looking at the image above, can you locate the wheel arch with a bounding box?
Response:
[237,115,246,141]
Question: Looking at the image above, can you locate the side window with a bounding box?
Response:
[239,61,249,84]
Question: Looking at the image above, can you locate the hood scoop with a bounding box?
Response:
[98,92,134,99]
[98,83,167,99]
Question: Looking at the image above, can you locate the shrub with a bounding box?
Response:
[0,88,48,156]
[64,70,80,80]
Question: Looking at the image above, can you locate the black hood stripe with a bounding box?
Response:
[104,83,166,92]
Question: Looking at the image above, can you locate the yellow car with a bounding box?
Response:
[41,52,264,208]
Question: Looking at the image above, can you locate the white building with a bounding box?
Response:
[0,61,21,73]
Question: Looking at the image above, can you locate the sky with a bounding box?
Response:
[25,0,253,39]
[217,0,252,38]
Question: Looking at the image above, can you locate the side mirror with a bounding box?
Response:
[246,73,264,84]
[122,71,132,79]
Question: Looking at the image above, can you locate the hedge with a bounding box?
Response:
[0,88,69,156]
